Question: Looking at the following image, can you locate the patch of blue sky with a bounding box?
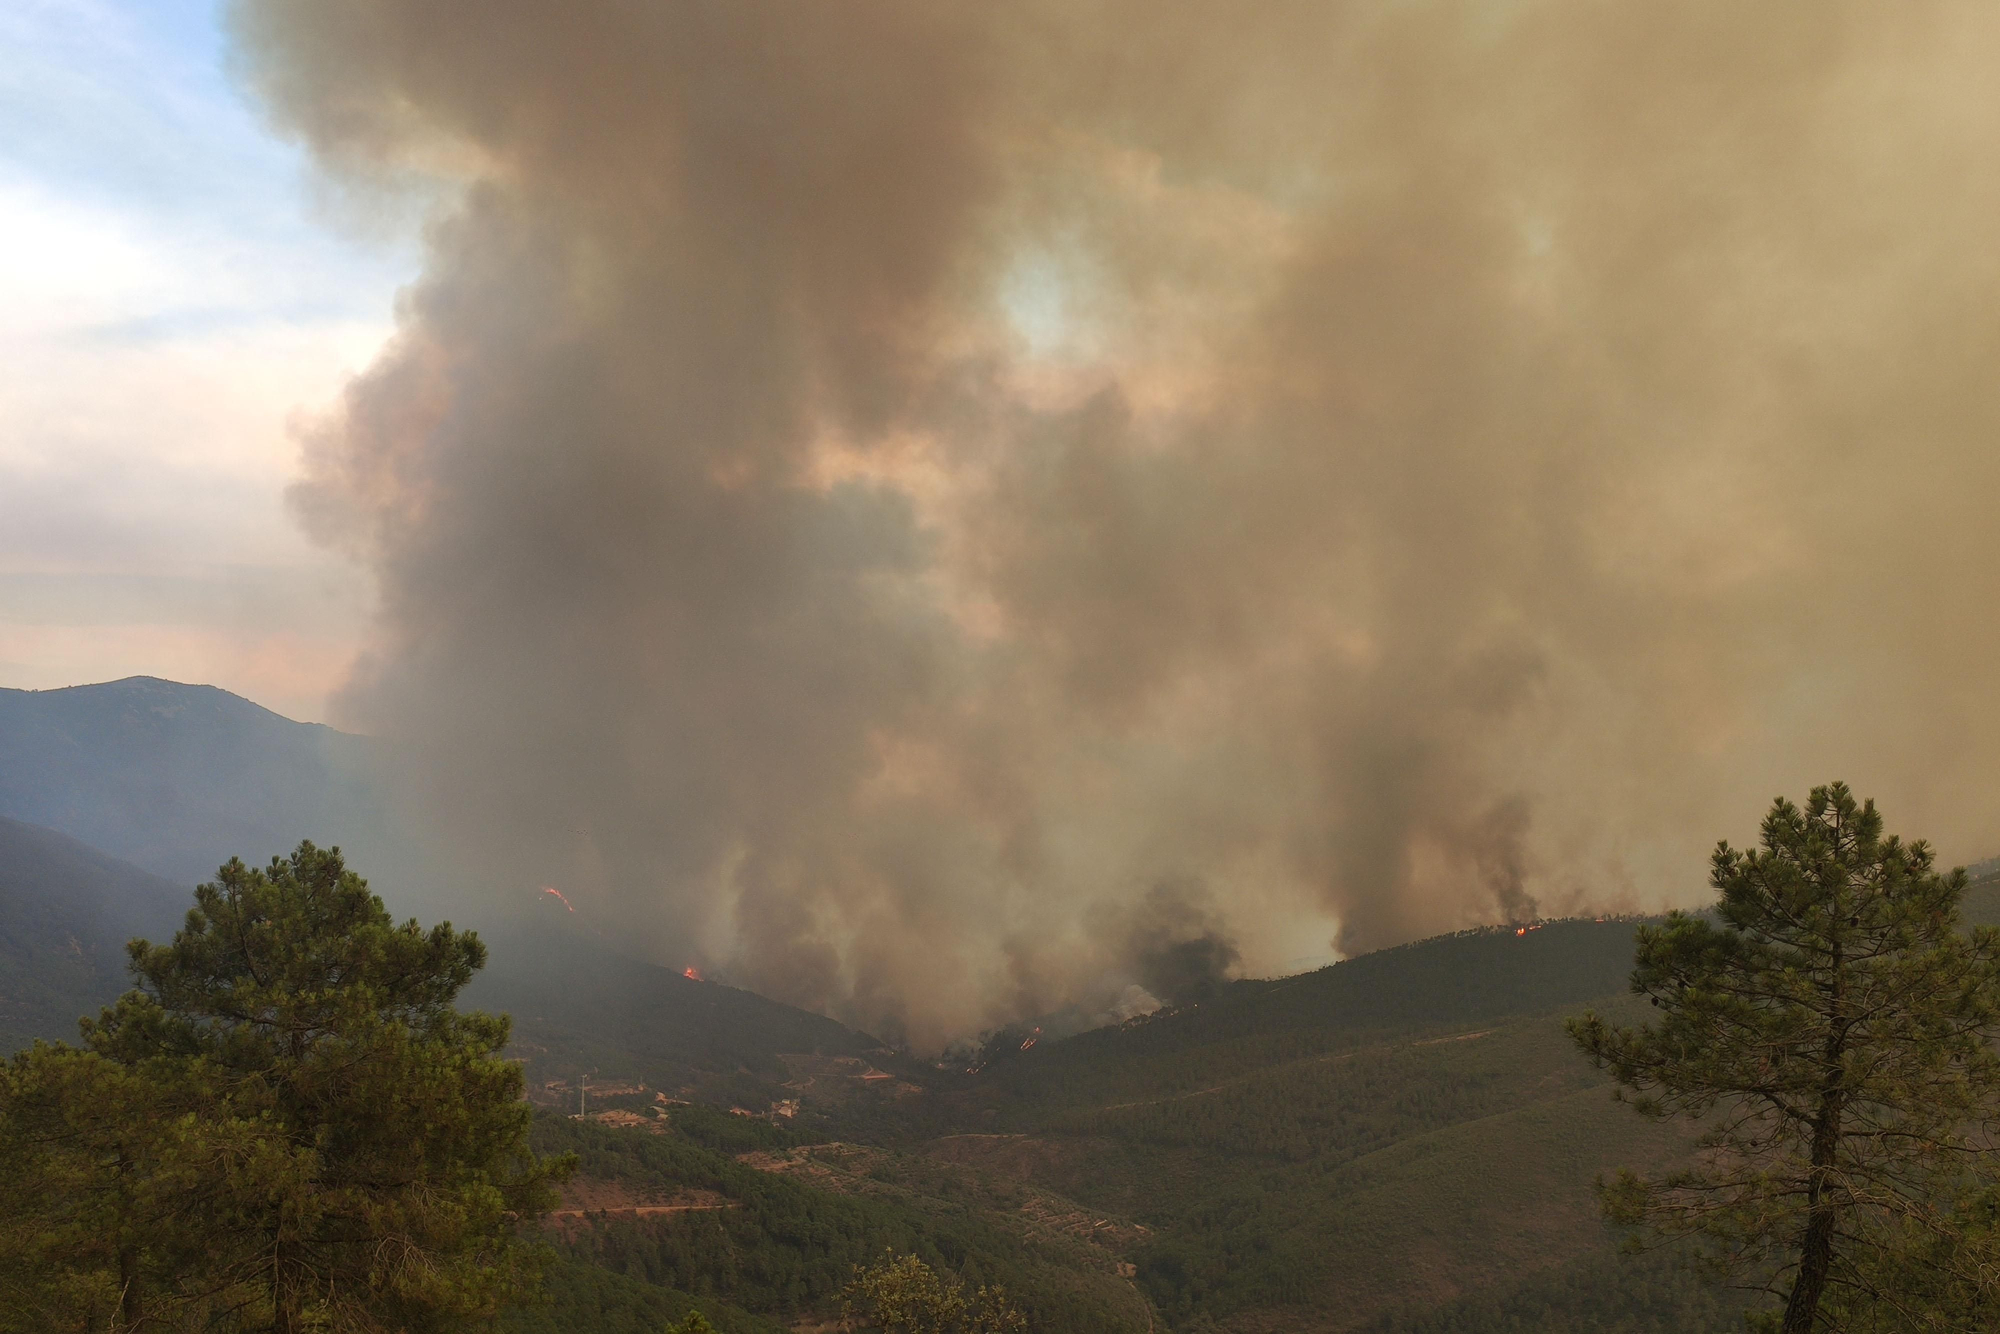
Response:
[0,0,411,333]
[7,1,276,222]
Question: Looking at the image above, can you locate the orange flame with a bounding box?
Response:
[541,886,575,912]
[683,966,703,982]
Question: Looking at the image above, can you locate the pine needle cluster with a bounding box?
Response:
[0,843,573,1333]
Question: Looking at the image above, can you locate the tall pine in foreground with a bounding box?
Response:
[0,843,571,1333]
[1570,782,2000,1333]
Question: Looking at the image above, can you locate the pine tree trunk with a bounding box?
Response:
[1782,1168,1839,1334]
[273,1233,297,1334]
[1783,939,1849,1334]
[116,1244,142,1333]
[113,1142,142,1334]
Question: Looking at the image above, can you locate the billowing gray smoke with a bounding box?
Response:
[236,0,2000,1045]
[1128,882,1242,1009]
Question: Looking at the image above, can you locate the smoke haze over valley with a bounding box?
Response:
[79,0,2000,1045]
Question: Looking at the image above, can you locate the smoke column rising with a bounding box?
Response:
[235,0,2000,1044]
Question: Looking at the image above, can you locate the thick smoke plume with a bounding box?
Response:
[237,0,2000,1045]
[1127,882,1242,1010]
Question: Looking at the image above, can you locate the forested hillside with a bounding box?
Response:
[911,927,1729,1331]
[513,1112,1150,1333]
[0,817,184,1050]
[970,920,1648,1116]
[492,919,1743,1332]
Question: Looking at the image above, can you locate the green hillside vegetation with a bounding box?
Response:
[886,881,2000,1330]
[971,921,1649,1119]
[919,996,1722,1331]
[510,1257,787,1334]
[1040,1007,1613,1163]
[523,1115,1150,1332]
[1130,1083,1692,1326]
[1357,1243,1739,1334]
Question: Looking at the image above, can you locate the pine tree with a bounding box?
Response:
[1569,782,2000,1332]
[0,842,571,1333]
[0,1042,297,1330]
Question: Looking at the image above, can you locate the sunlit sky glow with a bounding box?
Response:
[0,0,408,722]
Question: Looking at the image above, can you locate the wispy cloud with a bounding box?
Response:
[0,0,407,720]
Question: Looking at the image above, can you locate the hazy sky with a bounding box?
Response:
[0,0,403,722]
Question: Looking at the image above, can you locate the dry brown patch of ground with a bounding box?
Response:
[776,1053,925,1102]
[544,1177,736,1233]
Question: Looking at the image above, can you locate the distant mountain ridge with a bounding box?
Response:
[0,676,385,886]
[0,676,900,1087]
